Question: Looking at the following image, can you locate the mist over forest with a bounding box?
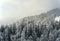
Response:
[0,8,60,41]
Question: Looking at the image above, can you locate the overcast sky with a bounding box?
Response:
[0,0,60,25]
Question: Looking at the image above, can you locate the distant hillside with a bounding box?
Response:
[16,8,60,27]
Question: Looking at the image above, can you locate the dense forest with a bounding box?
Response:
[0,8,60,41]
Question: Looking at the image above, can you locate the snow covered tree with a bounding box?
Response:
[21,27,26,41]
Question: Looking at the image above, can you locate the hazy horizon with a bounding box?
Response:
[0,0,60,25]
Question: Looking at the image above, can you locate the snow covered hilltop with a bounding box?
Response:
[0,8,60,41]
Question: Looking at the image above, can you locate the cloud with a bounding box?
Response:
[1,0,55,18]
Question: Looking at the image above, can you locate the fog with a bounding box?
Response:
[0,0,60,25]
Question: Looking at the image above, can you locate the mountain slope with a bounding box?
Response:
[0,8,60,41]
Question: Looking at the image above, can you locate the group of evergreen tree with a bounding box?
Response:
[0,20,60,41]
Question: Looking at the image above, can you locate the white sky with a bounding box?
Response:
[0,0,60,25]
